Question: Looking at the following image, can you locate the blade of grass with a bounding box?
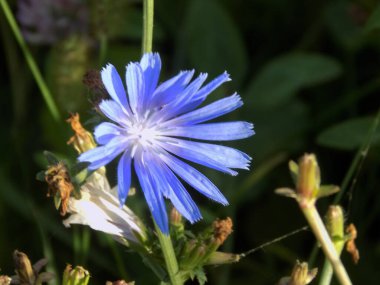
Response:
[0,0,60,121]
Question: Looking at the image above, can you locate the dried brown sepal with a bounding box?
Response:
[45,162,74,216]
[346,223,360,264]
[67,113,96,154]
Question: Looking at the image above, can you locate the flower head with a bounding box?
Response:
[79,53,254,233]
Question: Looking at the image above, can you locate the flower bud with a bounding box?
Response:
[62,265,90,285]
[170,207,182,226]
[325,205,344,241]
[297,154,320,201]
[105,281,135,285]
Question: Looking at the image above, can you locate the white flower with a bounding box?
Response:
[63,172,146,244]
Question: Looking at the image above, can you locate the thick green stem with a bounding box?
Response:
[155,224,183,285]
[301,204,352,285]
[142,0,154,54]
[0,0,60,121]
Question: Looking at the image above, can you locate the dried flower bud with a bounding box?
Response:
[13,250,35,284]
[45,162,74,215]
[212,217,233,246]
[346,224,359,264]
[297,154,320,202]
[67,113,97,154]
[62,265,90,285]
[0,275,11,285]
[82,70,108,108]
[170,207,182,226]
[277,261,317,285]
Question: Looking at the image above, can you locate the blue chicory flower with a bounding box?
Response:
[79,53,254,233]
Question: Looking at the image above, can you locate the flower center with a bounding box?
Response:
[128,121,158,147]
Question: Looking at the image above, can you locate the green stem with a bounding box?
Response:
[141,1,181,283]
[155,224,183,285]
[301,204,352,285]
[0,0,60,121]
[319,239,345,285]
[142,0,154,53]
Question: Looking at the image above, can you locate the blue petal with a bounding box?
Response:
[159,138,251,171]
[150,70,194,108]
[101,64,132,114]
[155,73,208,122]
[140,53,161,100]
[147,154,201,223]
[162,93,243,127]
[78,136,127,170]
[126,62,145,114]
[164,122,255,141]
[117,151,132,206]
[94,122,124,145]
[193,71,231,102]
[134,154,169,234]
[99,100,130,127]
[160,152,228,205]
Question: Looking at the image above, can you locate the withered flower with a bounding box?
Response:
[277,261,317,285]
[212,217,233,246]
[12,250,54,285]
[346,224,359,264]
[67,113,97,154]
[45,162,74,216]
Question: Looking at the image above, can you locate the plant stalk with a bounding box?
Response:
[142,0,154,54]
[301,203,352,285]
[155,224,183,285]
[0,0,60,121]
[141,1,181,283]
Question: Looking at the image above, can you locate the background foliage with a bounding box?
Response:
[1,0,380,284]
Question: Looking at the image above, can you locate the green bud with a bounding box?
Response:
[204,251,240,265]
[62,265,90,285]
[297,154,320,201]
[325,205,344,244]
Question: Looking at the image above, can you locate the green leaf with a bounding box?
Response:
[288,160,299,185]
[192,267,207,285]
[317,117,380,150]
[183,0,248,86]
[365,4,380,33]
[43,151,60,165]
[245,53,342,109]
[36,170,46,182]
[317,185,340,199]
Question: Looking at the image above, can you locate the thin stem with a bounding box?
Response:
[142,0,154,54]
[319,236,345,285]
[301,204,352,285]
[0,0,60,121]
[155,224,183,285]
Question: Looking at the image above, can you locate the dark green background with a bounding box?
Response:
[1,0,380,284]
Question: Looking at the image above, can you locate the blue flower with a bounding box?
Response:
[79,53,254,233]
